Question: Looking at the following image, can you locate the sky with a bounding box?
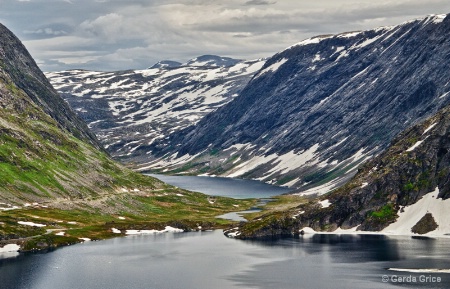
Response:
[1,0,449,71]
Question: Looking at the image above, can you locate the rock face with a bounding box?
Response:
[0,23,160,204]
[46,56,265,165]
[0,24,99,149]
[235,104,450,238]
[146,14,450,192]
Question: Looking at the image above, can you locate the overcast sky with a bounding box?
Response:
[1,0,449,71]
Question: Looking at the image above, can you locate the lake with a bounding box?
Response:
[1,231,449,289]
[1,176,449,289]
[147,174,292,199]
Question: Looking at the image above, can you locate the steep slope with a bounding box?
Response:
[0,23,160,204]
[233,103,450,238]
[0,24,99,149]
[148,14,450,192]
[46,56,265,164]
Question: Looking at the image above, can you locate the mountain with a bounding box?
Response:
[0,22,160,204]
[232,103,450,238]
[0,25,99,149]
[45,57,265,165]
[184,55,242,67]
[150,60,182,69]
[146,14,450,192]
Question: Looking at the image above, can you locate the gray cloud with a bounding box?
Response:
[245,0,277,5]
[0,0,449,71]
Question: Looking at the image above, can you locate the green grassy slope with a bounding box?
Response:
[0,24,255,250]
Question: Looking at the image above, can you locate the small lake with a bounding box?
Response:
[1,231,449,289]
[147,174,292,199]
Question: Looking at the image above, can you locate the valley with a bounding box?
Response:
[1,11,450,263]
[47,14,450,196]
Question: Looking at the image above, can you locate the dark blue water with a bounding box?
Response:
[147,174,292,199]
[1,231,449,289]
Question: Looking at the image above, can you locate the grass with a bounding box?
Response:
[370,204,397,221]
[0,187,258,251]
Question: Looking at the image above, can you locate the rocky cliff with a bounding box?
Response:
[232,104,450,238]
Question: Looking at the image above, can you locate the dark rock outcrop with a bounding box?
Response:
[237,104,450,238]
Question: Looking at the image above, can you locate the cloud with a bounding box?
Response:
[24,28,68,36]
[3,0,450,71]
[245,0,276,5]
[78,13,126,42]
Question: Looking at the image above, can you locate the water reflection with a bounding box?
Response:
[1,231,448,289]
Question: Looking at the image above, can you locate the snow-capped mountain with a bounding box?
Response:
[184,55,242,67]
[150,60,182,69]
[46,56,266,163]
[146,14,450,192]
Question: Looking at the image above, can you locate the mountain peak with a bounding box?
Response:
[149,60,182,69]
[184,55,242,67]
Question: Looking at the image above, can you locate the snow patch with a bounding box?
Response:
[0,244,20,253]
[382,187,450,236]
[337,31,361,38]
[112,228,121,234]
[18,221,46,227]
[295,177,343,196]
[126,226,183,235]
[226,231,241,238]
[423,123,437,135]
[431,14,447,24]
[439,91,449,99]
[406,137,428,152]
[226,144,320,179]
[299,227,316,234]
[256,58,288,77]
[319,199,331,208]
[287,35,333,49]
[312,54,322,63]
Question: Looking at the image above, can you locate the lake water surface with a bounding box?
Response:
[1,176,449,289]
[147,174,292,199]
[1,231,449,289]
